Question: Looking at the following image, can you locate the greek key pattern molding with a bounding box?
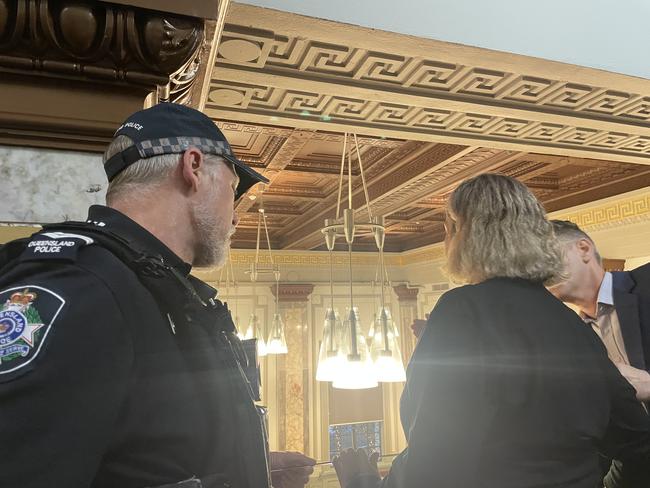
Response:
[557,194,650,231]
[209,25,650,160]
[215,27,650,123]
[208,80,650,160]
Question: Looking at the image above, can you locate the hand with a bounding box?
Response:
[332,448,380,488]
[616,363,650,402]
[410,319,427,339]
[270,451,316,488]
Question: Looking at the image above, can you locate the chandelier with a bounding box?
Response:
[245,194,287,355]
[316,133,405,389]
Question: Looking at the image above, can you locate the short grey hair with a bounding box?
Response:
[103,135,226,205]
[446,173,563,284]
[551,219,602,264]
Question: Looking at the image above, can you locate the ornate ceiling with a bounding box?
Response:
[205,3,650,252]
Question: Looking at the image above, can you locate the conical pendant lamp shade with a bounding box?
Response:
[332,307,377,389]
[266,313,288,355]
[240,314,255,340]
[316,308,345,382]
[241,313,267,357]
[369,307,405,382]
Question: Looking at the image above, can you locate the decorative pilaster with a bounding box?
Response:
[374,285,417,454]
[393,284,420,363]
[270,283,314,452]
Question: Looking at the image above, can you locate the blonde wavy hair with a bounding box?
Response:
[445,173,563,284]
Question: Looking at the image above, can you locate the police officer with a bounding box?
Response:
[0,104,315,488]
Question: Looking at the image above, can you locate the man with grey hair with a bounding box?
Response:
[549,219,650,405]
[0,103,314,488]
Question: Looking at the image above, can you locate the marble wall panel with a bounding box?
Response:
[0,146,106,223]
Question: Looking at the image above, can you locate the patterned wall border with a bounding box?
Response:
[225,250,400,267]
[553,192,650,231]
[195,244,447,272]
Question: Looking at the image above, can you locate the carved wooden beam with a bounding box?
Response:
[279,142,473,250]
[542,169,650,213]
[187,0,231,110]
[0,0,221,151]
[0,1,203,87]
[236,128,315,214]
[373,149,525,230]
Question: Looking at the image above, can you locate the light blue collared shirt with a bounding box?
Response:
[597,271,614,307]
[583,272,629,365]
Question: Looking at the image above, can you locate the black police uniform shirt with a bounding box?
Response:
[0,205,260,488]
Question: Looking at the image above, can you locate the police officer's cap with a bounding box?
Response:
[104,103,268,199]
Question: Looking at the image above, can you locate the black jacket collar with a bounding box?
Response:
[86,205,192,277]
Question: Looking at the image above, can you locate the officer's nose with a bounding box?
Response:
[232,211,239,228]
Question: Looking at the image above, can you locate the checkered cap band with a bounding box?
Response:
[136,137,234,159]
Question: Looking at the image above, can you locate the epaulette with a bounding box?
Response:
[19,231,95,263]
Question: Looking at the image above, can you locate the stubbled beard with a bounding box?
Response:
[192,202,232,267]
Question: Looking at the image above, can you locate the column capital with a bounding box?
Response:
[0,2,205,89]
[392,284,419,302]
[270,283,315,302]
[603,258,625,272]
[0,0,228,151]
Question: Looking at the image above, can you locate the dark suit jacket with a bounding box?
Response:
[353,278,650,488]
[612,262,650,374]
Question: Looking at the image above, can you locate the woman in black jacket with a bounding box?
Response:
[334,173,650,488]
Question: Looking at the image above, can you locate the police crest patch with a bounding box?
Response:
[0,285,64,377]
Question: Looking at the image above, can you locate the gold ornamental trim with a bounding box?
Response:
[553,189,650,231]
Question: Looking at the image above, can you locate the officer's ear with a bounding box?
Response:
[575,238,594,263]
[180,147,204,192]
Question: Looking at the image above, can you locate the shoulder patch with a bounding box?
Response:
[19,232,94,263]
[0,285,64,378]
